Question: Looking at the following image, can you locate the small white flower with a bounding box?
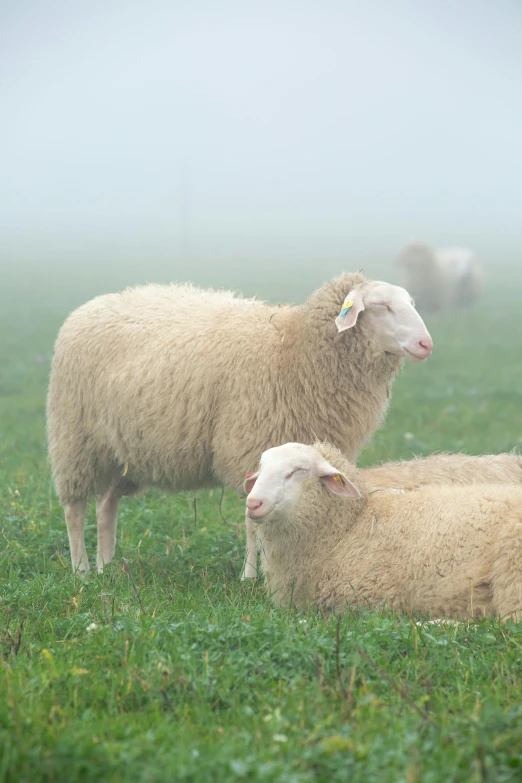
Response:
[87,622,99,632]
[415,619,458,626]
[403,432,414,441]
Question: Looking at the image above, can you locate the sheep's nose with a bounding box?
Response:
[246,497,271,519]
[418,336,433,356]
[246,498,263,514]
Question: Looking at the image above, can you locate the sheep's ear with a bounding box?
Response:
[243,472,259,495]
[335,288,365,332]
[318,461,361,498]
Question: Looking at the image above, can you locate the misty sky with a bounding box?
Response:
[2,0,522,267]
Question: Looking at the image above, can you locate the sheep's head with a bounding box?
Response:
[396,242,435,269]
[335,280,433,362]
[244,442,361,525]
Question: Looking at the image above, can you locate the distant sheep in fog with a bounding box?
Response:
[396,242,483,313]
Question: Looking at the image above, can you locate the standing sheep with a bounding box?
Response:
[396,242,483,312]
[245,442,522,620]
[46,274,432,575]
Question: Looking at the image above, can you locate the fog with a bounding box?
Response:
[2,0,522,297]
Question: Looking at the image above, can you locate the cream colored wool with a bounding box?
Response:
[246,451,522,582]
[397,242,483,312]
[248,442,522,620]
[47,273,430,573]
[365,451,522,491]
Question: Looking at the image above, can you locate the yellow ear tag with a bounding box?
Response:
[339,299,354,317]
[122,462,129,477]
[333,475,343,484]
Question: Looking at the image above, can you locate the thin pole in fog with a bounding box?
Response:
[179,163,192,262]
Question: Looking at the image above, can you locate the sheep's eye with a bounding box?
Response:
[375,302,392,312]
[286,467,305,479]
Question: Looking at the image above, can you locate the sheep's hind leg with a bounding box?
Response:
[96,484,121,573]
[241,516,258,579]
[64,500,89,573]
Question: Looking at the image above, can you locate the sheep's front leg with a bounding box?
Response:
[491,546,522,622]
[241,515,258,579]
[64,500,89,572]
[96,485,121,573]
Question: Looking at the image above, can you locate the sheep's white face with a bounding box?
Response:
[244,443,360,524]
[335,281,433,362]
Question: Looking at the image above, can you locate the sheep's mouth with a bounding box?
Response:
[247,504,277,523]
[403,346,430,362]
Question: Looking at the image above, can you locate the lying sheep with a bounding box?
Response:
[396,242,483,312]
[245,442,522,620]
[46,274,432,575]
[245,451,522,572]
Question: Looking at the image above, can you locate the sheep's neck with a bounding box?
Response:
[259,507,354,604]
[285,299,402,460]
[258,522,319,602]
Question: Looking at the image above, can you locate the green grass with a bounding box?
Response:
[1,266,522,782]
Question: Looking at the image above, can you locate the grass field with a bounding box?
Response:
[1,262,522,782]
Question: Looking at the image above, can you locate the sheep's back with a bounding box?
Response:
[365,452,522,490]
[326,484,522,613]
[47,284,284,491]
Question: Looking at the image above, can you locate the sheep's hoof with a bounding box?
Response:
[241,566,257,580]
